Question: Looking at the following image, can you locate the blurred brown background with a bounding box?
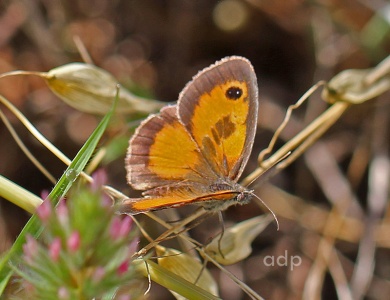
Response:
[1,0,389,299]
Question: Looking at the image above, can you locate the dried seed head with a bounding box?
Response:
[46,63,165,115]
[203,215,272,265]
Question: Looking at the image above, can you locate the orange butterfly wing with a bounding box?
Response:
[126,105,215,190]
[122,57,258,214]
[178,56,258,180]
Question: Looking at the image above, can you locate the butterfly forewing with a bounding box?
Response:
[178,56,258,181]
[126,106,217,190]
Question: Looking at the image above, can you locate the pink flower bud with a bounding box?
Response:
[101,194,112,207]
[110,216,132,241]
[119,216,132,237]
[23,235,38,264]
[40,190,49,200]
[117,260,129,276]
[49,237,62,262]
[91,169,107,191]
[92,267,105,283]
[109,217,122,240]
[128,237,139,255]
[58,286,69,299]
[36,200,52,223]
[57,200,69,225]
[67,231,80,252]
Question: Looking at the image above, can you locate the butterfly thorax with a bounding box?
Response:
[201,179,253,212]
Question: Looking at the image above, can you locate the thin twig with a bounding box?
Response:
[0,109,56,184]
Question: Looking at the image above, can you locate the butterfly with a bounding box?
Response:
[120,56,258,214]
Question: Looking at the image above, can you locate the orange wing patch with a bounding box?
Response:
[126,106,214,191]
[178,57,258,181]
[190,80,249,177]
[148,116,198,179]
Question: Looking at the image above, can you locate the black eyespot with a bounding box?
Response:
[225,86,243,100]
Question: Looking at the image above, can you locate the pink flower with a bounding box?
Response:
[49,237,62,262]
[67,231,80,252]
[117,260,129,276]
[58,286,69,299]
[101,194,112,207]
[92,267,105,283]
[57,200,69,225]
[110,217,122,240]
[23,235,38,264]
[119,216,132,237]
[36,200,52,223]
[128,237,139,255]
[91,169,107,191]
[110,216,132,240]
[40,190,49,200]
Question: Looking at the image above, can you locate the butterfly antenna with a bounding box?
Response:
[246,151,292,188]
[251,192,279,230]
